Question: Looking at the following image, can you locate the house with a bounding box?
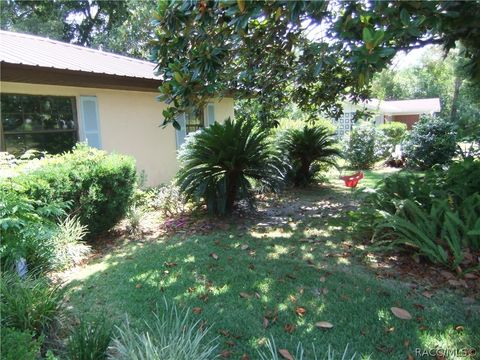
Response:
[0,30,234,186]
[333,97,441,136]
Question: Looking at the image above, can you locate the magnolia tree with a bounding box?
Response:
[150,0,480,128]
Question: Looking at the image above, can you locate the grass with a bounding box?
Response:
[63,170,479,359]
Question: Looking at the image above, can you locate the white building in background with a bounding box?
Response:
[333,98,441,136]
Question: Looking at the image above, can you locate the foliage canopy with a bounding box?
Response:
[151,0,480,127]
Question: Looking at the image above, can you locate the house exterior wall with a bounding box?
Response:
[391,114,420,129]
[0,81,234,186]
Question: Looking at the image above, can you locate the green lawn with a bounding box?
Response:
[63,170,479,359]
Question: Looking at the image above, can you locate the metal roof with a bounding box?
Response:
[0,30,159,80]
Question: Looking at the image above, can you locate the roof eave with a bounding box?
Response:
[1,62,162,92]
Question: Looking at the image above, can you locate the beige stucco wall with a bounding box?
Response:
[1,82,234,186]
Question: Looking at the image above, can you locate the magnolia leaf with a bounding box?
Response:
[315,321,334,329]
[391,307,412,320]
[278,349,294,360]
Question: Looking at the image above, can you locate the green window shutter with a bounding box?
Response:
[175,113,187,149]
[79,96,102,149]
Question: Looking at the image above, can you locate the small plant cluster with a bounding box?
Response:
[176,119,341,215]
[0,272,63,359]
[66,300,217,360]
[354,158,480,272]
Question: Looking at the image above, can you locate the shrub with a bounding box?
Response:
[150,183,187,217]
[9,144,137,236]
[0,327,42,360]
[278,126,340,187]
[176,119,285,215]
[379,121,408,147]
[110,301,218,360]
[67,317,113,360]
[343,125,389,169]
[50,216,91,270]
[403,115,457,170]
[0,272,63,334]
[0,186,66,274]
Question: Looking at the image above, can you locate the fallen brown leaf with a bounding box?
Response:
[192,307,202,314]
[135,283,142,289]
[239,292,251,299]
[263,317,269,329]
[422,291,433,298]
[319,276,326,282]
[284,323,295,333]
[240,354,250,360]
[240,244,249,250]
[384,326,395,333]
[278,349,294,360]
[391,307,412,320]
[210,253,219,260]
[219,329,230,337]
[295,307,306,316]
[454,325,464,332]
[220,350,231,358]
[315,321,334,329]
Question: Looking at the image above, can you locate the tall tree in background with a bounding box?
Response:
[0,0,156,59]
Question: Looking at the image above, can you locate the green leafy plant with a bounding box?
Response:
[258,337,356,360]
[379,121,407,147]
[176,119,285,215]
[67,317,113,360]
[0,186,66,274]
[0,272,63,334]
[278,125,340,186]
[0,327,42,360]
[375,195,480,271]
[110,301,218,360]
[343,125,389,169]
[403,115,457,170]
[7,144,137,236]
[51,216,91,270]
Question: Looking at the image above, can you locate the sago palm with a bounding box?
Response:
[279,125,340,186]
[176,119,285,215]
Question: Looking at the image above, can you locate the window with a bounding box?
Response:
[1,94,78,156]
[185,110,205,134]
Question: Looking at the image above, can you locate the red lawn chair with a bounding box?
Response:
[340,171,364,188]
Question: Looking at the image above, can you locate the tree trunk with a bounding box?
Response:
[450,76,463,122]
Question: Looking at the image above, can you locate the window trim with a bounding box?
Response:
[0,93,79,153]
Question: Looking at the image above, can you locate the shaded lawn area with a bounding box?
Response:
[63,171,479,359]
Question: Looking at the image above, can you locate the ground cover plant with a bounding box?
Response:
[354,158,480,272]
[62,171,479,359]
